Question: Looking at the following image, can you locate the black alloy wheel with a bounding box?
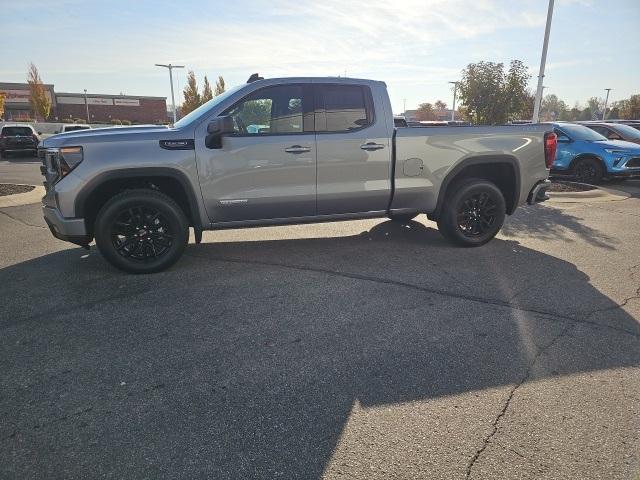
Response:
[573,157,604,185]
[111,206,174,261]
[456,192,498,238]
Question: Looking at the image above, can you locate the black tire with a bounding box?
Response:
[572,157,604,185]
[388,212,418,222]
[437,178,506,247]
[94,189,189,274]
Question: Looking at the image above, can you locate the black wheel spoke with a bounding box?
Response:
[456,190,502,238]
[111,205,173,262]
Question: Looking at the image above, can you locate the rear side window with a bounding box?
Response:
[2,126,33,136]
[316,84,373,133]
[223,84,313,135]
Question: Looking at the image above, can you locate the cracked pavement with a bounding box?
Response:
[1,164,639,479]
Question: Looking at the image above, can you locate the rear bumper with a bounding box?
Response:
[43,206,92,246]
[527,179,551,205]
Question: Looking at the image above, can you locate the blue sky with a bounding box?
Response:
[2,0,639,113]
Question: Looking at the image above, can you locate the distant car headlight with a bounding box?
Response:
[604,149,629,154]
[58,146,83,177]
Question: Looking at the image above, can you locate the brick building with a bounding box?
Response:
[0,82,167,124]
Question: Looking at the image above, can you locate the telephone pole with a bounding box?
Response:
[448,81,459,121]
[532,0,554,123]
[155,63,184,123]
[603,88,612,120]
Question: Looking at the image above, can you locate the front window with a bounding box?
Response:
[611,124,640,140]
[556,123,607,141]
[173,84,245,129]
[223,84,312,135]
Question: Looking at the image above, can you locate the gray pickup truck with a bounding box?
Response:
[39,75,556,273]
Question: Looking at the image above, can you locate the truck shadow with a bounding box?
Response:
[1,220,638,478]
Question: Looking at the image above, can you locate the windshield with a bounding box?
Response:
[612,123,640,140]
[557,123,607,141]
[173,84,246,128]
[2,126,33,136]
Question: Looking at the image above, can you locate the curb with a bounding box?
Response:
[0,185,45,208]
[547,185,630,203]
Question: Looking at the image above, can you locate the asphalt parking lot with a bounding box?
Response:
[1,158,639,479]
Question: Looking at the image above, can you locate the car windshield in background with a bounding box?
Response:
[2,127,33,136]
[559,123,607,141]
[613,123,640,139]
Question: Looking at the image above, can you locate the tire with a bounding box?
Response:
[572,157,604,185]
[437,178,506,247]
[388,212,418,222]
[94,189,189,274]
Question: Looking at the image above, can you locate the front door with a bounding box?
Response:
[196,84,316,223]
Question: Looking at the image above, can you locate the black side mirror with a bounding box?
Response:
[206,115,234,149]
[557,134,571,143]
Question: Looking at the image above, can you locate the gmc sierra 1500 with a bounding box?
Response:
[39,75,556,273]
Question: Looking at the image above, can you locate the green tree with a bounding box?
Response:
[434,100,447,111]
[415,102,436,121]
[457,60,531,124]
[202,76,213,104]
[27,62,51,120]
[617,95,640,119]
[541,94,567,121]
[182,70,201,115]
[214,76,226,96]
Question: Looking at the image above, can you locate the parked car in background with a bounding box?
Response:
[56,124,92,134]
[551,122,640,183]
[579,121,640,145]
[394,116,408,127]
[0,124,40,158]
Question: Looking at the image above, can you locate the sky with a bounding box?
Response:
[2,0,639,114]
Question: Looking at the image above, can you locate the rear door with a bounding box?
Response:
[196,83,317,223]
[314,84,392,215]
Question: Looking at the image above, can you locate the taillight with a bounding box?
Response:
[544,132,557,169]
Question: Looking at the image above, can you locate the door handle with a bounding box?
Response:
[285,145,311,154]
[360,142,385,151]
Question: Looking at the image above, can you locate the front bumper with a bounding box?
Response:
[527,179,551,205]
[43,206,92,247]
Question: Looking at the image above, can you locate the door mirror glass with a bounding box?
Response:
[207,115,235,135]
[556,134,571,143]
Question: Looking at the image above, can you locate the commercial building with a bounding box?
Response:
[0,82,167,124]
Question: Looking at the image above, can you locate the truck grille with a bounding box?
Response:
[627,157,640,168]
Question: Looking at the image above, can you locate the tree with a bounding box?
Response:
[434,100,447,111]
[541,94,567,121]
[415,102,436,121]
[214,76,226,96]
[202,76,213,104]
[616,95,640,119]
[0,92,5,120]
[457,60,531,124]
[27,62,51,120]
[182,70,201,115]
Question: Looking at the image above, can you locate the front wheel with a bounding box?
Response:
[573,157,604,185]
[94,189,189,274]
[437,178,506,247]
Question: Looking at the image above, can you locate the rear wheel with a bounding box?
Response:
[572,157,604,185]
[94,189,189,274]
[437,178,506,247]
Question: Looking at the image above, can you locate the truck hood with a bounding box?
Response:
[42,125,171,148]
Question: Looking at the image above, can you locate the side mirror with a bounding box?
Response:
[37,131,42,135]
[206,115,235,149]
[207,116,234,135]
[557,134,570,143]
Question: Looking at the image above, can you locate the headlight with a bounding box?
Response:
[604,149,628,154]
[58,146,83,177]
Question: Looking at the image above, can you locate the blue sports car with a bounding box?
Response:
[551,122,640,184]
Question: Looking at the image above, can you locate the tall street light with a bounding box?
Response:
[532,0,555,123]
[155,63,184,124]
[84,89,89,124]
[448,81,459,122]
[603,88,612,120]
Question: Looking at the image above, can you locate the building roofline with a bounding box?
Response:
[55,92,166,100]
[0,82,55,88]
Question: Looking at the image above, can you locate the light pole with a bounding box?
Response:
[402,98,407,115]
[84,89,89,124]
[155,63,184,123]
[603,88,612,120]
[532,0,554,123]
[448,81,459,121]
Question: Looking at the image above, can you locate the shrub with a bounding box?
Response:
[110,119,122,125]
[74,118,87,124]
[121,120,132,125]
